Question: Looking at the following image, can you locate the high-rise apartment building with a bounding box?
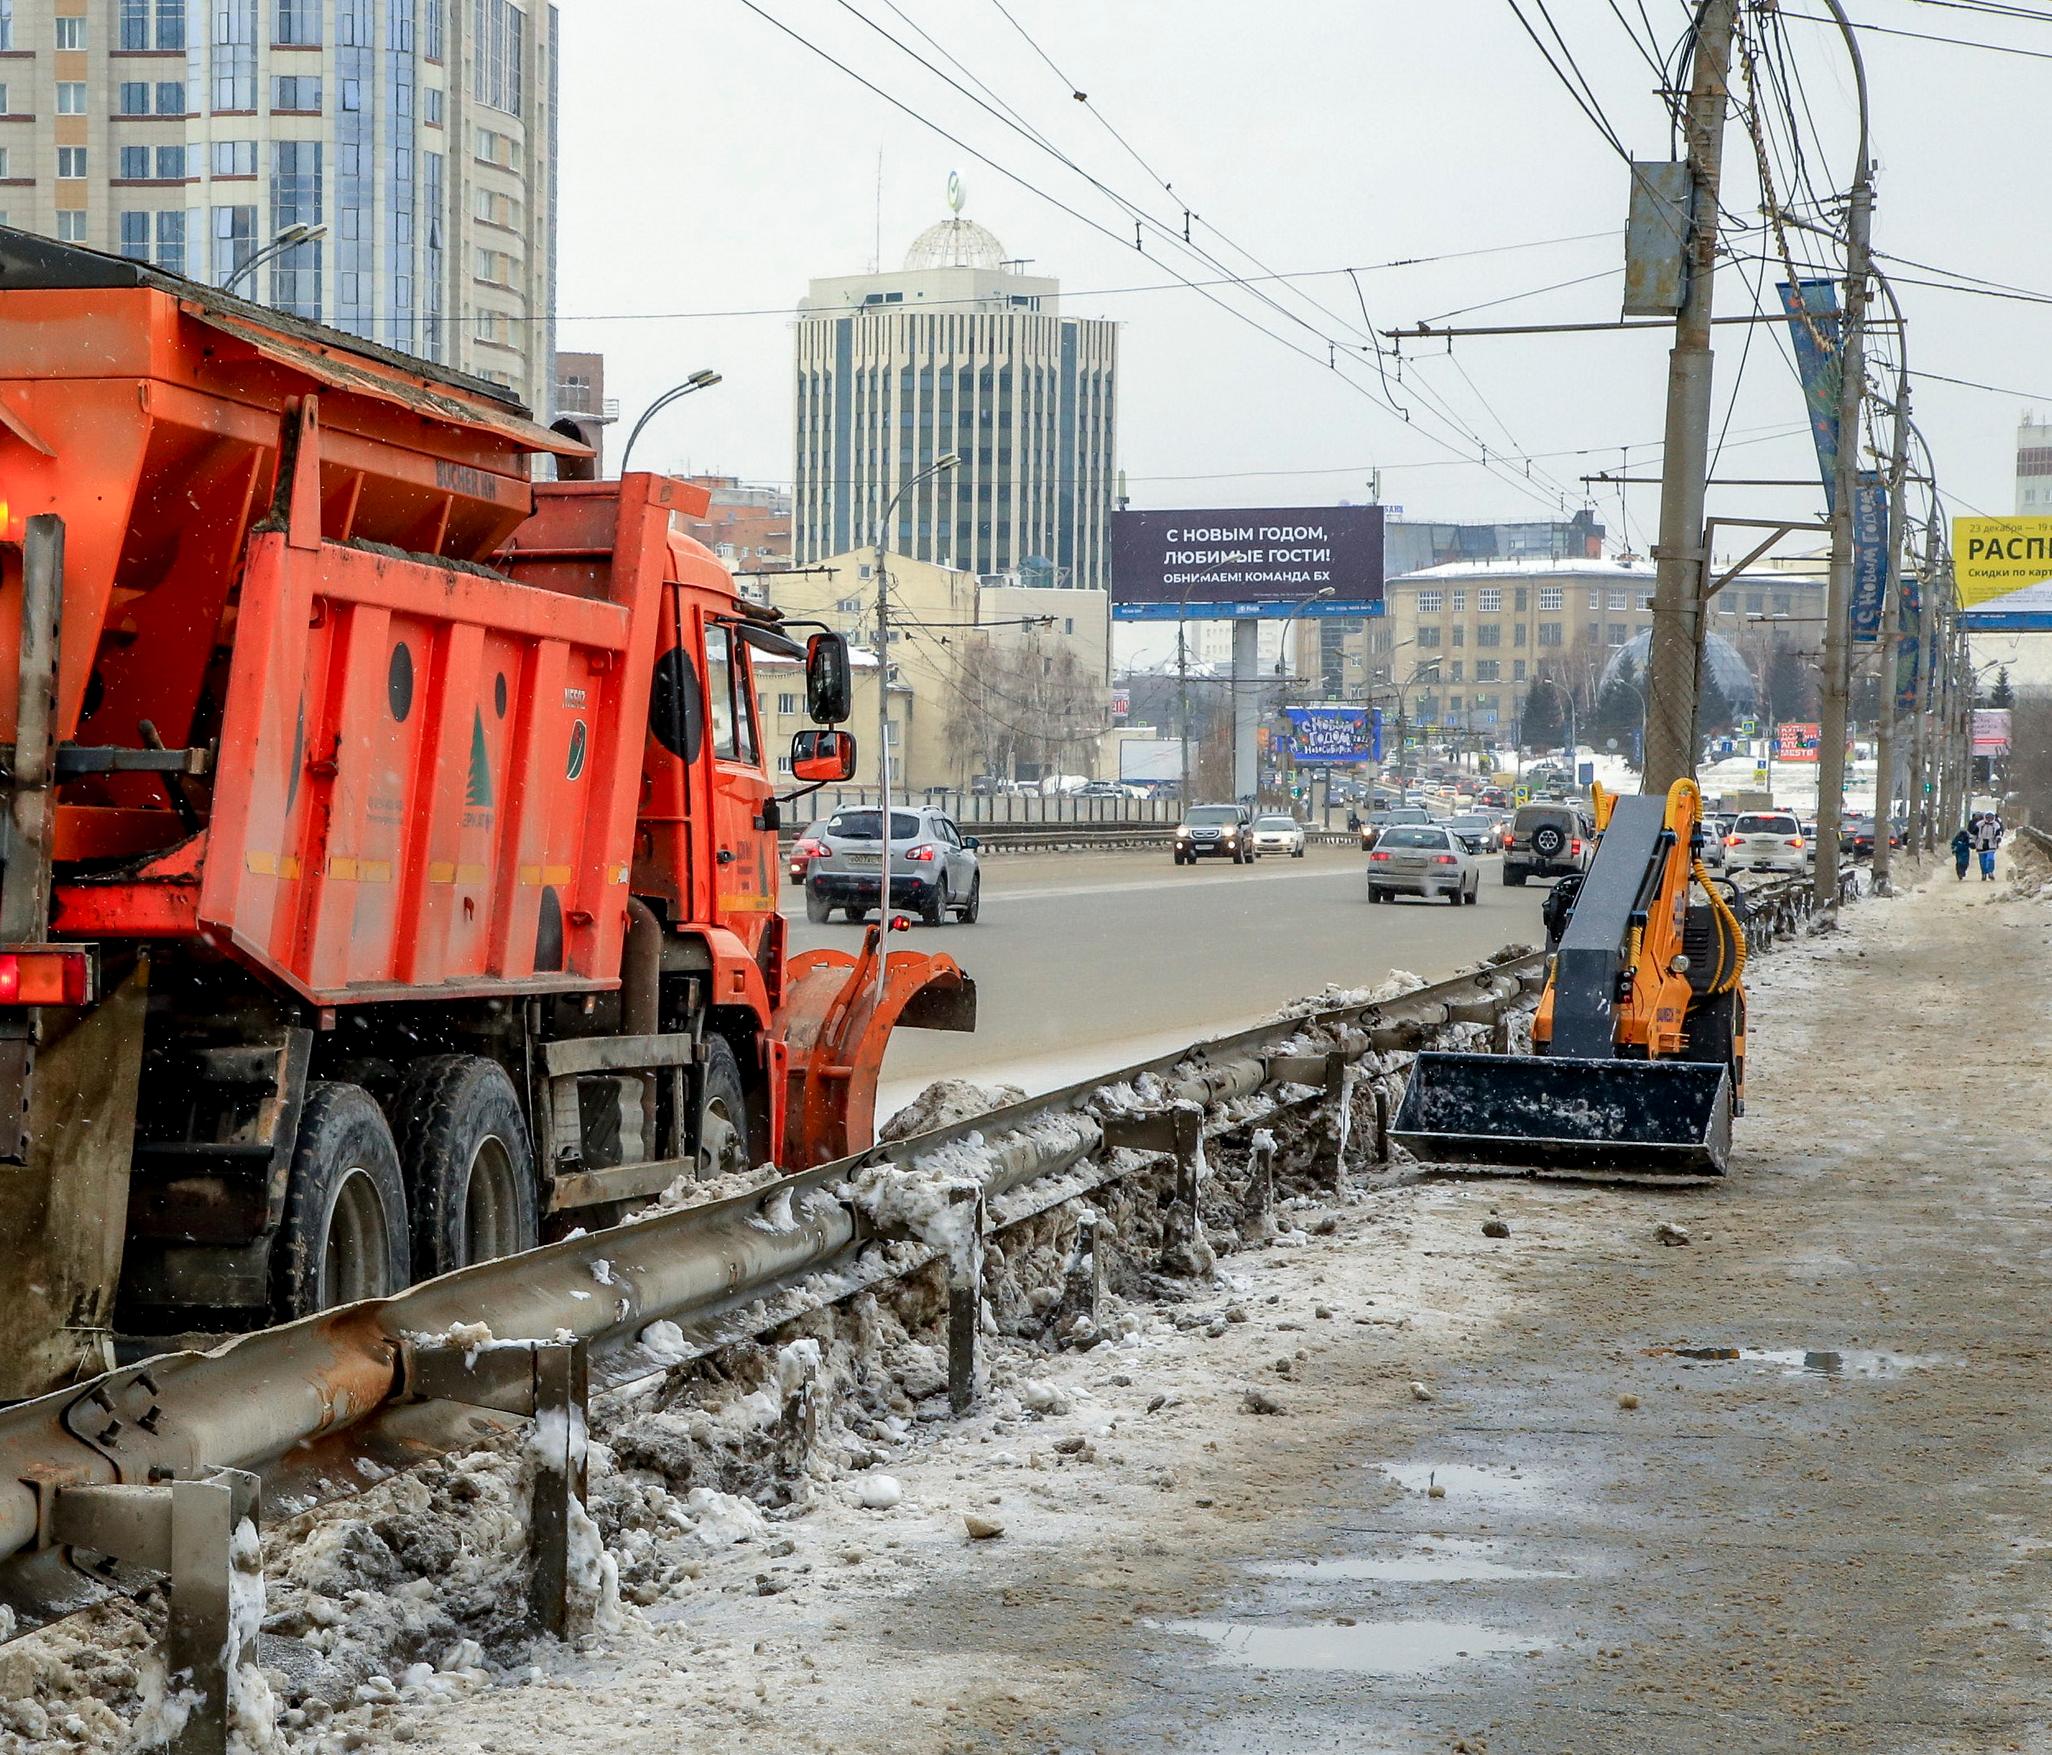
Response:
[793,198,1118,591]
[0,0,559,414]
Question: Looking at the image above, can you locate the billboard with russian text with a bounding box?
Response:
[1955,515,2052,631]
[1109,505,1384,621]
[1282,706,1381,764]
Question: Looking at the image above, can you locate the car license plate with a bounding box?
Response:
[843,852,882,868]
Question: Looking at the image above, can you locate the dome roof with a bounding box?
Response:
[1599,629,1759,717]
[904,216,1007,271]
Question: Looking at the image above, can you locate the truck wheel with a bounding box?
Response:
[697,1036,751,1180]
[394,1055,538,1280]
[804,886,831,924]
[271,1083,410,1320]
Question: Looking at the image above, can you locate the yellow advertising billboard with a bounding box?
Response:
[1954,515,2052,626]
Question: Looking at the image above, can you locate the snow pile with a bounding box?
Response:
[880,1078,1026,1141]
[842,1146,986,1280]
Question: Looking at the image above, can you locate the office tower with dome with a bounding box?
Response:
[792,182,1118,590]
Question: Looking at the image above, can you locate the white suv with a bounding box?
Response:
[1725,811,1806,874]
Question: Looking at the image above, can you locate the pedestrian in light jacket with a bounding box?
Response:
[1974,812,2004,882]
[1952,824,1973,881]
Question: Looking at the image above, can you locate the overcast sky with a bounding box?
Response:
[555,0,2046,577]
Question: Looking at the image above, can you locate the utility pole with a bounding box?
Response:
[1905,511,1936,855]
[1643,0,1739,793]
[1869,318,1910,894]
[1813,13,1873,912]
[1177,612,1191,801]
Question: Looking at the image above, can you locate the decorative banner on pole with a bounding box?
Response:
[1850,473,1888,643]
[1778,721,1822,761]
[1895,574,1921,716]
[1972,708,2012,755]
[1778,278,1843,500]
[1282,706,1381,763]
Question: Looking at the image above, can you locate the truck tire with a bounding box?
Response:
[805,886,831,923]
[271,1082,410,1320]
[697,1036,752,1180]
[394,1055,538,1281]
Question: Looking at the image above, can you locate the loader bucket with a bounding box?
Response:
[1392,1051,1733,1177]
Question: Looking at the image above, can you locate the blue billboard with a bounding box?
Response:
[1283,706,1381,764]
[1851,474,1887,644]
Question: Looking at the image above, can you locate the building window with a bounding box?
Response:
[157,80,186,113]
[1416,626,1441,649]
[1746,592,1765,614]
[1587,590,1601,610]
[1478,588,1502,612]
[1416,590,1443,614]
[120,211,150,260]
[120,0,184,49]
[1451,625,1466,648]
[155,209,185,274]
[212,202,256,284]
[1607,623,1627,645]
[0,3,12,51]
[1538,622,1563,647]
[213,140,257,176]
[156,145,186,179]
[56,147,87,180]
[269,140,322,316]
[119,80,150,115]
[1474,660,1500,682]
[121,145,149,178]
[471,0,525,116]
[57,211,87,243]
[275,0,320,44]
[776,692,799,717]
[1449,662,1464,683]
[1476,622,1501,648]
[1607,590,1628,611]
[424,85,443,124]
[1637,592,1654,611]
[272,74,321,111]
[426,0,445,57]
[55,15,84,48]
[1539,585,1563,611]
[1451,589,1467,612]
[1513,659,1528,682]
[1514,587,1528,612]
[1773,592,1793,614]
[56,83,87,116]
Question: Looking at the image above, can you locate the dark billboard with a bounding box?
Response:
[1109,504,1385,621]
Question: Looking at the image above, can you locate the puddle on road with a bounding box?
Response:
[1178,1616,1538,1674]
[1646,1344,1938,1378]
[1377,1461,1561,1507]
[1262,1538,1570,1585]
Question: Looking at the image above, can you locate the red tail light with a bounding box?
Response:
[792,838,825,858]
[1787,837,1804,848]
[1369,851,1392,862]
[0,948,92,1006]
[1570,839,1582,857]
[906,843,938,863]
[1725,834,1743,846]
[1432,854,1458,865]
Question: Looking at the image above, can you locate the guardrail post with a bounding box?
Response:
[48,1467,261,1755]
[1159,1105,1210,1276]
[946,1185,985,1416]
[1054,1207,1107,1341]
[1326,1053,1352,1193]
[1244,1132,1276,1236]
[526,1339,590,1638]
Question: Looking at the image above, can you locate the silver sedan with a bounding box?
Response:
[1366,823,1480,905]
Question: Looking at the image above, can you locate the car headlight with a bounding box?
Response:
[1177,828,1192,838]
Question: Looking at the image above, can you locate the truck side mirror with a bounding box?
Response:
[805,632,853,726]
[790,727,856,783]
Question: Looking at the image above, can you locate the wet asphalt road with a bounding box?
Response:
[783,843,1546,1112]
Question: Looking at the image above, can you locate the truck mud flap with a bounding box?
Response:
[0,966,150,1398]
[1392,1050,1732,1177]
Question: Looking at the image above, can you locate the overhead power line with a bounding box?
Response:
[1777,9,2052,62]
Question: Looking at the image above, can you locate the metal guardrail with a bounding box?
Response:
[0,871,1826,1750]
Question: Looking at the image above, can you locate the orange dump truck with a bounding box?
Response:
[0,231,974,1399]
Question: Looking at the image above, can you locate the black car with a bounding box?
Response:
[1174,803,1255,864]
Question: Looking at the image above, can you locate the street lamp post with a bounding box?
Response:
[221,222,328,298]
[872,453,960,1008]
[1386,657,1442,791]
[618,370,724,474]
[1273,587,1335,815]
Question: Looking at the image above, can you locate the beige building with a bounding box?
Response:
[0,0,559,414]
[1302,556,1826,738]
[764,548,1111,791]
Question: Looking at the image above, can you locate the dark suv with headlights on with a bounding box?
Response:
[1175,803,1255,864]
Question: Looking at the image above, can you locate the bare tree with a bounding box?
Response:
[940,629,1106,785]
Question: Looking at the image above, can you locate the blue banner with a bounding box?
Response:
[1283,706,1380,764]
[1779,279,1843,503]
[1896,572,1921,715]
[1851,473,1887,644]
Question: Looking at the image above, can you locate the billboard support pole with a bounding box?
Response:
[1177,606,1191,803]
[1232,620,1259,803]
[1644,0,1738,794]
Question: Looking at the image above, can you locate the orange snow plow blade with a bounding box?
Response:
[774,924,977,1167]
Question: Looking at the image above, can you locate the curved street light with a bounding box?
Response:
[1271,585,1335,814]
[618,369,723,474]
[871,452,960,1006]
[222,222,328,298]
